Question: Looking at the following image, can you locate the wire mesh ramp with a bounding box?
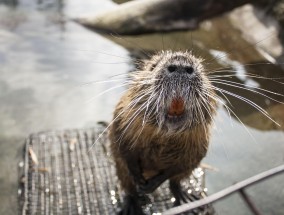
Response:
[18,125,215,215]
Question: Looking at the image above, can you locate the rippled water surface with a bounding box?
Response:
[0,0,283,214]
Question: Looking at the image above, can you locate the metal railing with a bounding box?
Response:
[163,164,284,215]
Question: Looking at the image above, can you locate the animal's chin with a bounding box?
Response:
[164,113,187,131]
[166,113,185,122]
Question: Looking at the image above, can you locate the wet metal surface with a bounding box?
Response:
[0,0,284,214]
[18,126,213,215]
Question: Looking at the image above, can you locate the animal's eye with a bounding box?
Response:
[151,64,157,70]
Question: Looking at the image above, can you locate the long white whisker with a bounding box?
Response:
[116,87,157,143]
[85,83,130,104]
[130,91,160,149]
[210,80,284,104]
[199,94,215,124]
[208,74,284,85]
[88,106,127,151]
[209,78,284,96]
[205,92,257,144]
[118,98,152,144]
[212,86,280,126]
[81,78,132,86]
[88,88,152,150]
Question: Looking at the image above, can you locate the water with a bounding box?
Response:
[0,0,283,214]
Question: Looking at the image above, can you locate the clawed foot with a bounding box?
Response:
[169,180,200,207]
[138,174,166,194]
[138,180,160,194]
[118,195,145,215]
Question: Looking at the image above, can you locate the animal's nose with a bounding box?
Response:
[167,65,194,74]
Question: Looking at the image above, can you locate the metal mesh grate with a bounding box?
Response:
[18,125,214,215]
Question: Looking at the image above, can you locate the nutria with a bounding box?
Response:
[109,50,217,214]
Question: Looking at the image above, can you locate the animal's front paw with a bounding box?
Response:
[132,175,147,186]
[138,174,165,194]
[169,180,200,207]
[138,182,157,194]
[118,195,145,215]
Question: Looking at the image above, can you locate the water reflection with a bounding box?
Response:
[37,0,66,33]
[0,0,66,33]
[0,0,18,7]
[0,0,64,12]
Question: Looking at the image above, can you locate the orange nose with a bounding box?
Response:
[168,98,185,116]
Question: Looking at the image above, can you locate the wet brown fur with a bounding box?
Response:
[109,51,217,195]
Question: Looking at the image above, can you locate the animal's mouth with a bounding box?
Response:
[167,97,185,119]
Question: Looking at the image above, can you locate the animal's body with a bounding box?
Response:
[109,51,217,214]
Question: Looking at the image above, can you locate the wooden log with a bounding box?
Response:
[75,0,257,35]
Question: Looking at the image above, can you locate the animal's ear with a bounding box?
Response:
[144,52,164,71]
[143,61,156,71]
